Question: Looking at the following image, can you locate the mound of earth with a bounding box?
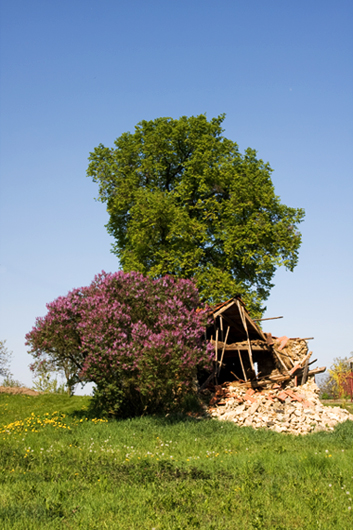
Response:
[0,386,41,396]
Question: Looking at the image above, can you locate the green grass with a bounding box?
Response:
[1,393,353,529]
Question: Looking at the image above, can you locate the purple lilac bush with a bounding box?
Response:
[26,271,213,415]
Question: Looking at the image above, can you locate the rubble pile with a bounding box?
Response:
[201,296,350,433]
[207,378,353,435]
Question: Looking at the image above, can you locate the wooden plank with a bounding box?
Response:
[217,312,235,330]
[300,351,313,385]
[253,316,283,322]
[214,329,218,362]
[230,371,242,381]
[237,300,255,373]
[242,306,268,342]
[218,326,230,377]
[210,339,271,352]
[237,349,247,382]
[308,358,318,366]
[273,349,290,374]
[288,364,301,376]
[213,299,237,318]
[300,351,313,368]
[220,315,224,343]
[214,329,219,385]
[307,366,326,375]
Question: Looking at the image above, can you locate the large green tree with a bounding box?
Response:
[87,114,304,315]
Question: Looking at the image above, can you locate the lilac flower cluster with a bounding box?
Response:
[26,271,213,414]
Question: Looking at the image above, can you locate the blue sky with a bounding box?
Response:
[0,0,352,390]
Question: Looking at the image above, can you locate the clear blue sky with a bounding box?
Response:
[1,0,352,390]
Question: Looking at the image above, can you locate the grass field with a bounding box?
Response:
[1,393,353,529]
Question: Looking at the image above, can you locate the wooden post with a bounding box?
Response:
[218,326,230,377]
[253,316,283,322]
[273,350,290,374]
[214,329,218,362]
[214,329,219,385]
[237,300,255,373]
[220,315,224,343]
[237,349,247,382]
[301,351,312,385]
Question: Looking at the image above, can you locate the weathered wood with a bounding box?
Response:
[273,349,290,374]
[237,349,247,382]
[253,316,283,322]
[214,329,218,362]
[272,348,295,367]
[210,338,271,352]
[227,366,326,390]
[300,351,313,368]
[307,366,326,375]
[218,312,235,330]
[288,364,301,376]
[308,358,318,366]
[213,300,237,319]
[220,315,224,343]
[230,371,242,381]
[301,351,312,385]
[214,329,219,386]
[218,326,230,377]
[237,300,255,373]
[198,371,216,392]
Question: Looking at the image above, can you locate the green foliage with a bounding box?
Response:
[1,374,24,388]
[1,393,353,529]
[30,358,75,396]
[318,357,351,398]
[87,114,304,315]
[32,372,66,394]
[0,340,24,388]
[0,339,12,381]
[26,271,212,417]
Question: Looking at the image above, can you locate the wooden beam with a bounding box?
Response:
[220,315,224,343]
[273,350,290,374]
[214,329,218,362]
[218,326,230,377]
[243,307,267,341]
[213,299,237,319]
[218,312,235,330]
[253,316,283,322]
[300,351,313,368]
[307,366,326,376]
[237,349,247,382]
[210,339,271,352]
[214,329,219,385]
[301,351,313,385]
[237,300,255,373]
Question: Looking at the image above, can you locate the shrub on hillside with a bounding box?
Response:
[26,271,212,416]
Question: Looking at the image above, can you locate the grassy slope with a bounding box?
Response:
[1,393,353,530]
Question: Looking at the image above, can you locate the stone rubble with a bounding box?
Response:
[207,378,353,435]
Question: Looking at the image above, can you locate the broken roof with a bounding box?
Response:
[210,296,267,343]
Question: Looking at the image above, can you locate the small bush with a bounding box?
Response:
[27,272,213,416]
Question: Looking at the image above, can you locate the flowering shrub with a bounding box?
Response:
[26,272,213,416]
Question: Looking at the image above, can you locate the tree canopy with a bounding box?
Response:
[87,114,304,315]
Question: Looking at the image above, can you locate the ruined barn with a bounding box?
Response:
[201,297,325,390]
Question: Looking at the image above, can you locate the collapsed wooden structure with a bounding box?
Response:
[200,297,326,391]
